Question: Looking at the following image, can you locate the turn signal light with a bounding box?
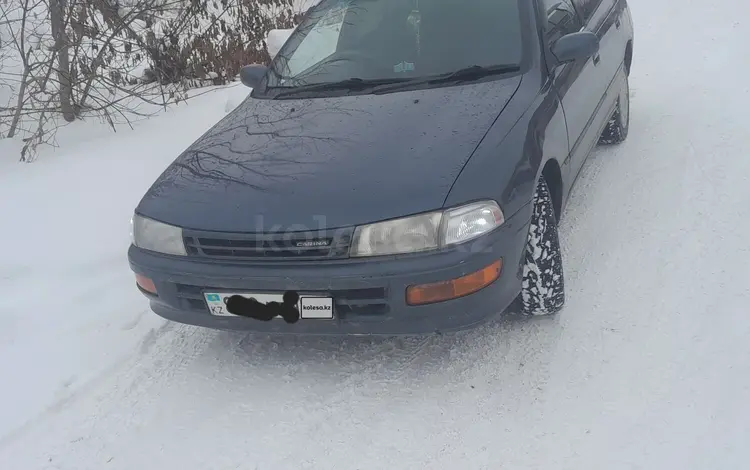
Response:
[406,259,503,306]
[135,274,157,295]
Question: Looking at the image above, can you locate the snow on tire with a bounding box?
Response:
[599,73,630,145]
[517,177,565,316]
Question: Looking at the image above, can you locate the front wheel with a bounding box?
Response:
[513,177,565,316]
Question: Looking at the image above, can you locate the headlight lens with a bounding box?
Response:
[350,200,504,257]
[131,214,187,256]
[352,212,442,257]
[442,201,505,246]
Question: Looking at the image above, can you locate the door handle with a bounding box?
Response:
[615,17,621,28]
[593,53,601,65]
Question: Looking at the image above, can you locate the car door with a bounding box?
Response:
[581,0,630,100]
[565,0,622,175]
[539,0,595,181]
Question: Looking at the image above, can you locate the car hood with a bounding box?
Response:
[137,78,522,232]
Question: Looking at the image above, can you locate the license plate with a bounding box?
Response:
[203,292,334,320]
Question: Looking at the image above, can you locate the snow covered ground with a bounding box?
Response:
[2,0,750,468]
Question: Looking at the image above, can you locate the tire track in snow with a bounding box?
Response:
[0,319,175,451]
[2,317,529,469]
[0,322,217,467]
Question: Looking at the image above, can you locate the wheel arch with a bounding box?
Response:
[541,158,563,223]
[624,40,633,76]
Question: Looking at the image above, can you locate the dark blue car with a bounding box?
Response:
[128,0,634,335]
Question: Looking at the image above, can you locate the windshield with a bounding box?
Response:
[265,0,525,89]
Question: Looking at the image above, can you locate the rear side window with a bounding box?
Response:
[571,0,602,22]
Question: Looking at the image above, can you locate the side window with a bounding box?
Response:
[571,0,603,23]
[541,0,582,42]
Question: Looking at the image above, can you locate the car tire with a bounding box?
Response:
[598,73,630,145]
[513,177,565,316]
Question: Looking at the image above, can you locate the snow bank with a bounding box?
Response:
[218,27,293,113]
[267,28,295,58]
[223,83,251,112]
[0,86,233,442]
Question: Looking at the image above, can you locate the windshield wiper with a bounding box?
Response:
[268,64,521,97]
[270,77,412,98]
[430,64,521,83]
[371,64,521,93]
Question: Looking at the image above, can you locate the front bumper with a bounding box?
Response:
[128,207,531,336]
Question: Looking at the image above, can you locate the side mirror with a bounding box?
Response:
[239,64,268,89]
[551,31,600,64]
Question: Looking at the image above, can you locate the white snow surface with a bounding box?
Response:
[267,28,295,58]
[2,0,750,468]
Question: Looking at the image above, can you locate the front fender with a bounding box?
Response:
[444,82,569,222]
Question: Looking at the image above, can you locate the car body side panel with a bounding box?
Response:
[444,6,570,277]
[587,0,631,108]
[623,0,635,39]
[454,0,634,222]
[552,0,633,205]
[578,1,632,168]
[555,39,603,178]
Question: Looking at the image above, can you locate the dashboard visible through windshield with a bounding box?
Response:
[263,0,526,91]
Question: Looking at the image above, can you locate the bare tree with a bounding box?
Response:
[0,0,298,161]
[48,0,73,121]
[1,0,53,142]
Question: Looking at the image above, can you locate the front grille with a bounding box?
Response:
[183,227,354,260]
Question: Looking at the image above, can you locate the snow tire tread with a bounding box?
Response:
[516,177,565,316]
[599,74,630,145]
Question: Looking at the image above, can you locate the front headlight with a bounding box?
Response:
[131,214,187,256]
[350,200,504,257]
